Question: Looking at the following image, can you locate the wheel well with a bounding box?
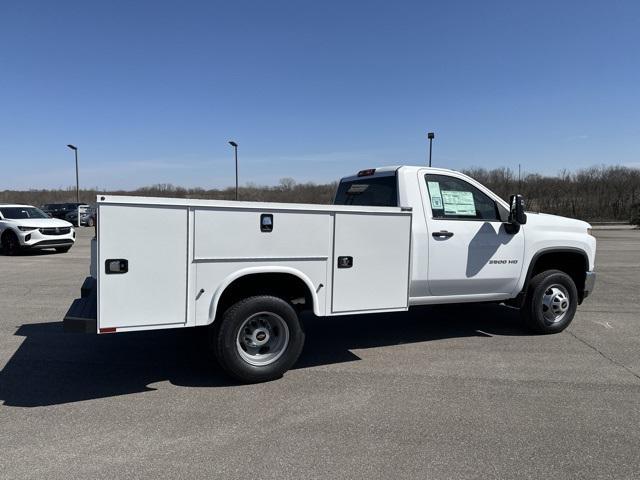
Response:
[528,250,588,300]
[215,273,314,319]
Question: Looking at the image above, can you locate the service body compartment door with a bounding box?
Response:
[98,205,188,329]
[332,212,411,313]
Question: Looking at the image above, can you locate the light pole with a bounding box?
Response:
[67,144,80,227]
[427,132,435,167]
[228,141,238,201]
[518,163,522,191]
[67,144,79,203]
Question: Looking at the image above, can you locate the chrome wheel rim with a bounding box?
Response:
[236,312,289,366]
[541,284,570,324]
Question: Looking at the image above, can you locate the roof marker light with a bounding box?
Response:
[357,169,376,177]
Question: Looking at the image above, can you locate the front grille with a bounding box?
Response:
[39,227,71,236]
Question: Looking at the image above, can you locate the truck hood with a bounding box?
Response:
[3,217,73,228]
[525,212,591,233]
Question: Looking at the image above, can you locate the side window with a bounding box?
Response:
[425,174,500,221]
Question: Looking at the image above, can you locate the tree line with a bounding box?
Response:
[462,165,640,223]
[2,166,639,224]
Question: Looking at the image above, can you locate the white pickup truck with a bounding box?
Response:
[64,165,596,382]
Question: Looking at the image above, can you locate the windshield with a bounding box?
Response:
[0,207,50,219]
[334,174,398,206]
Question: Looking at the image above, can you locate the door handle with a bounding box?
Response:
[432,230,454,238]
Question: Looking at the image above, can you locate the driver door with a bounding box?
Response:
[420,173,525,296]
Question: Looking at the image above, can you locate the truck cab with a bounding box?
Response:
[334,165,596,317]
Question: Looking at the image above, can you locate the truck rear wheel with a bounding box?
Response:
[522,269,578,334]
[212,295,305,383]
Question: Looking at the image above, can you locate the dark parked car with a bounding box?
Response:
[65,206,95,227]
[41,203,90,220]
[41,203,65,218]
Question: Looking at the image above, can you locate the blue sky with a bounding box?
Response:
[1,0,639,190]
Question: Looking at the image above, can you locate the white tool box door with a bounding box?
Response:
[332,212,411,313]
[98,205,188,329]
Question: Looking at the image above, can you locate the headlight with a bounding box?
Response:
[18,226,37,232]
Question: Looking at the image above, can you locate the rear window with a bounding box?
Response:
[334,174,398,207]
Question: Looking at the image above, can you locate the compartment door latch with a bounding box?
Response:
[337,256,353,268]
[105,259,128,274]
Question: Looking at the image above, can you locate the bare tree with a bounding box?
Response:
[3,165,639,222]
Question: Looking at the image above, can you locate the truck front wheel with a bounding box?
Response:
[522,269,578,334]
[212,295,305,383]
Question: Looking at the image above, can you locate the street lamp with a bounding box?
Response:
[427,132,435,167]
[228,141,238,201]
[67,144,80,227]
[67,144,79,203]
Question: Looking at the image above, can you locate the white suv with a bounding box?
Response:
[0,204,76,255]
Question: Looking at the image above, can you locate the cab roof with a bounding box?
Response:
[339,165,461,182]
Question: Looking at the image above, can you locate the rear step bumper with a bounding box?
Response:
[80,276,95,298]
[64,276,97,333]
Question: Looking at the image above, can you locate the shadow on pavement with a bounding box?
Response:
[0,303,528,407]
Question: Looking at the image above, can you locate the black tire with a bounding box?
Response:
[1,231,20,256]
[212,295,305,383]
[55,246,72,253]
[522,269,578,334]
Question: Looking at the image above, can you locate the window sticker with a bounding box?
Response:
[441,190,476,216]
[427,181,443,209]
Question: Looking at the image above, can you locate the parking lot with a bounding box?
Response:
[0,228,638,479]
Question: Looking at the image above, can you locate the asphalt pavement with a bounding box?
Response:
[1,228,639,479]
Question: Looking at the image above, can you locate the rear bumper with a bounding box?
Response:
[583,271,596,299]
[63,276,97,333]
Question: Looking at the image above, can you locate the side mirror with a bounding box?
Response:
[508,194,527,225]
